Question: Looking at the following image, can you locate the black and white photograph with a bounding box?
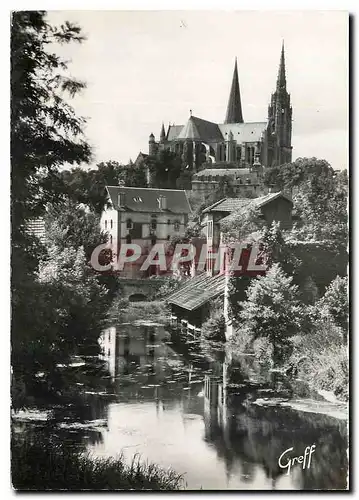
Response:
[10,9,349,491]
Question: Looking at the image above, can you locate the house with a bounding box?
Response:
[166,192,293,332]
[202,191,293,276]
[100,186,191,278]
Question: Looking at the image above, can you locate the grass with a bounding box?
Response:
[12,439,185,491]
[108,295,170,324]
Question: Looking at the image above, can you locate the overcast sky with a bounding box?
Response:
[48,10,348,170]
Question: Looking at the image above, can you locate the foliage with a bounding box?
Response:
[12,439,185,490]
[313,275,348,340]
[220,204,265,243]
[60,160,147,215]
[11,11,91,243]
[264,158,348,248]
[201,312,226,343]
[263,157,335,191]
[44,200,108,260]
[237,264,304,365]
[146,150,183,189]
[154,276,183,300]
[290,322,348,401]
[10,12,115,407]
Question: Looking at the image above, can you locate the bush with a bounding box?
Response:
[201,312,226,343]
[290,321,348,401]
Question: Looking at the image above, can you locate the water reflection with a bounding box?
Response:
[92,323,348,490]
[14,322,348,490]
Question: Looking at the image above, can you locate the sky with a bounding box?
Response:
[47,10,348,170]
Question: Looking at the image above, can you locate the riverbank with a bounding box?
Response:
[12,439,184,491]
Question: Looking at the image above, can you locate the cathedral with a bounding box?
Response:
[145,43,293,176]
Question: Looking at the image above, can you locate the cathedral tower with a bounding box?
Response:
[224,58,244,124]
[267,42,293,166]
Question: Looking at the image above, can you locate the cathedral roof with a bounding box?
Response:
[105,186,191,214]
[165,119,266,144]
[167,125,183,141]
[218,122,266,143]
[177,116,223,142]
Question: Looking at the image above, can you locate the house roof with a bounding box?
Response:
[105,186,191,214]
[177,116,224,142]
[203,192,292,215]
[202,198,249,214]
[167,273,226,311]
[218,192,293,225]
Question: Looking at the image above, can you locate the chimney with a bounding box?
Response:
[158,195,167,210]
[118,191,125,207]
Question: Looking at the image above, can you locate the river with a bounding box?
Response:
[13,319,348,490]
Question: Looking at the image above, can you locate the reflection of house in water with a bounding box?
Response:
[100,324,171,381]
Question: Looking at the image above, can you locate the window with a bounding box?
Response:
[126,234,132,244]
[167,219,171,225]
[174,220,180,232]
[126,218,133,229]
[105,220,107,229]
[151,215,157,230]
[151,236,157,246]
[110,219,113,229]
[110,234,113,244]
[207,220,213,238]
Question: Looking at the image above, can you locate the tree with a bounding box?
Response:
[44,200,107,261]
[11,11,91,245]
[314,276,348,339]
[264,158,348,248]
[11,11,95,403]
[60,161,148,214]
[145,150,183,189]
[238,263,304,365]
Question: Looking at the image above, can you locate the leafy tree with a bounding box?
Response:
[146,150,183,189]
[60,161,148,214]
[263,157,335,192]
[11,11,100,404]
[44,200,107,260]
[314,276,348,339]
[11,11,91,251]
[238,263,304,365]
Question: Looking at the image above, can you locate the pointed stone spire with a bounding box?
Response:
[160,122,166,142]
[224,57,243,124]
[276,41,286,90]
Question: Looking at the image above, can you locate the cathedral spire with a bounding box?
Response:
[160,122,166,142]
[224,57,244,124]
[276,41,286,90]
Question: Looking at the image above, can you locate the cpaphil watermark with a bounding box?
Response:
[278,444,316,475]
[90,241,269,276]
